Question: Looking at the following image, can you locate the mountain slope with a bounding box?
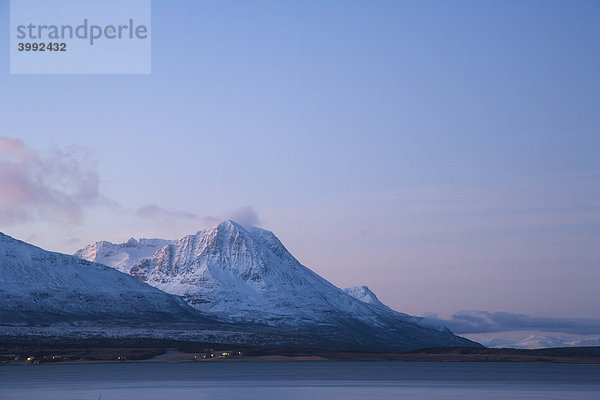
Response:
[74,238,173,274]
[0,232,202,325]
[343,286,393,311]
[76,221,480,350]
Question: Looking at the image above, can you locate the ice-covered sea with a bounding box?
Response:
[1,361,599,399]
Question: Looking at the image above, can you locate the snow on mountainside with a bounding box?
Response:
[513,335,568,349]
[343,286,393,311]
[74,238,173,274]
[76,221,480,350]
[83,221,405,324]
[0,232,199,325]
[483,335,600,349]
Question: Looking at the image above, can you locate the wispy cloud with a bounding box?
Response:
[136,204,261,228]
[226,206,260,227]
[422,311,600,335]
[202,206,261,227]
[136,204,199,221]
[0,137,106,225]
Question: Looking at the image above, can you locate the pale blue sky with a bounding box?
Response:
[0,0,599,321]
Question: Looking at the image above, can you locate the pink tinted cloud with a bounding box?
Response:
[0,137,104,225]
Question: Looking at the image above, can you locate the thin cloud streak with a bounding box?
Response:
[422,311,600,335]
[136,204,261,228]
[136,204,199,221]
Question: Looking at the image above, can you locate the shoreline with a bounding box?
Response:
[2,347,600,365]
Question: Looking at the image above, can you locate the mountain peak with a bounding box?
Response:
[216,219,244,231]
[212,219,252,233]
[73,225,480,350]
[125,237,139,247]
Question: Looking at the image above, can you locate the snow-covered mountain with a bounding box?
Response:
[512,335,571,349]
[76,221,479,350]
[0,232,201,325]
[483,335,600,349]
[79,221,411,324]
[75,238,173,275]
